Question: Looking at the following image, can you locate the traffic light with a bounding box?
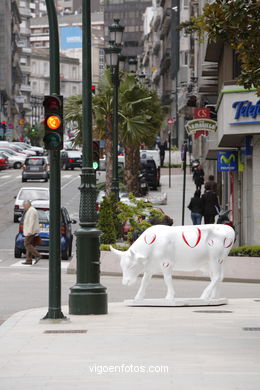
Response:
[92,140,100,170]
[91,85,96,94]
[43,95,63,150]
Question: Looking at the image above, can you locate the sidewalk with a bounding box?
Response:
[0,299,259,389]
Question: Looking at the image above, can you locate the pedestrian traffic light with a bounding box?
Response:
[43,95,63,150]
[91,85,96,94]
[92,140,100,170]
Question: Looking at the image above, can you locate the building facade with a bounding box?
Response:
[104,0,152,61]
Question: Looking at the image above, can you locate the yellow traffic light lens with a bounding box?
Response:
[47,115,61,130]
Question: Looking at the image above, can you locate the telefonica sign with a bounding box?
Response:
[185,119,217,135]
[230,100,260,125]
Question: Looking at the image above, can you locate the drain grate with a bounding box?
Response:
[44,329,87,334]
[193,310,233,313]
[243,327,260,332]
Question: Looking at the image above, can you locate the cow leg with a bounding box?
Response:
[200,261,223,300]
[134,272,153,300]
[161,265,175,299]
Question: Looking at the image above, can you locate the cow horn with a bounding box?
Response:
[110,245,123,257]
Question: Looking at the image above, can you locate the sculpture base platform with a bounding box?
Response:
[124,298,228,307]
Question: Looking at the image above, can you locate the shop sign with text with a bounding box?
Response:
[185,119,217,135]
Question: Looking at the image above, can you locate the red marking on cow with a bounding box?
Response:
[182,228,202,248]
[144,233,156,245]
[163,262,170,268]
[224,237,233,248]
[208,239,214,247]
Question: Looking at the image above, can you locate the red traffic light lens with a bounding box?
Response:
[46,115,61,130]
[44,97,61,110]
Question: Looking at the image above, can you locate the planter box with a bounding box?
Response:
[67,252,260,283]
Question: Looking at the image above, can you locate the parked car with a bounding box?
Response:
[140,158,158,190]
[0,142,32,157]
[13,187,49,222]
[60,149,82,170]
[22,156,49,182]
[0,152,9,170]
[0,147,28,163]
[0,150,25,169]
[13,142,44,156]
[14,205,77,260]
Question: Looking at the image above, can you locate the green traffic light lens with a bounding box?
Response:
[44,133,61,150]
[92,161,99,170]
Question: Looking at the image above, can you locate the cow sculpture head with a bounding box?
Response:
[110,246,145,285]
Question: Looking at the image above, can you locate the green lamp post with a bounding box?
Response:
[104,19,125,201]
[69,0,107,315]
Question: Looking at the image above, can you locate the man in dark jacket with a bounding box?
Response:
[201,184,220,224]
[205,175,217,193]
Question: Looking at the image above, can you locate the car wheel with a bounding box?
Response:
[44,178,48,182]
[14,247,22,258]
[14,162,22,169]
[22,177,27,182]
[62,246,69,260]
[69,239,73,257]
[71,167,74,170]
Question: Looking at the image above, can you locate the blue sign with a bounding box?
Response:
[60,26,82,50]
[230,100,260,125]
[217,151,238,172]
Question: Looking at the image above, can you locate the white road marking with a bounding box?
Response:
[0,175,11,179]
[11,260,33,267]
[11,260,70,269]
[16,175,22,179]
[61,175,80,190]
[62,175,72,178]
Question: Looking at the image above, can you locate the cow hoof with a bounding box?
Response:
[165,294,175,300]
[134,295,145,301]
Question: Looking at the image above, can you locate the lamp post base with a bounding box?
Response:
[69,285,108,315]
[68,226,108,315]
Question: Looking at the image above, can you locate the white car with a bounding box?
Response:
[13,187,49,222]
[13,142,44,156]
[0,147,27,165]
[0,150,25,169]
[0,142,35,157]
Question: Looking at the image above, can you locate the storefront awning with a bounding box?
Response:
[206,147,237,160]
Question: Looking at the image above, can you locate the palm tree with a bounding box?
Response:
[64,69,165,195]
[118,74,165,194]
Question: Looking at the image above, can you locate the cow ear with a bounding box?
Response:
[110,245,122,257]
[129,247,146,265]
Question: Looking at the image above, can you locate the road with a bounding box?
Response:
[0,167,259,325]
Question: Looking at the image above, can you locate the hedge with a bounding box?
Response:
[229,246,260,257]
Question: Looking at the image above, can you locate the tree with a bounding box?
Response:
[65,70,165,194]
[97,195,117,244]
[118,74,165,194]
[180,0,260,94]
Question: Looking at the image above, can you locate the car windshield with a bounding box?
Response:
[26,158,44,166]
[0,149,15,156]
[18,189,49,201]
[37,209,50,223]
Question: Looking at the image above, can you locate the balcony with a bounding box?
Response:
[160,8,171,39]
[19,7,31,17]
[20,84,32,92]
[20,27,31,36]
[152,40,160,56]
[160,49,171,75]
[20,64,31,74]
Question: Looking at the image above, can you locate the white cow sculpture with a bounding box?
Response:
[110,224,235,301]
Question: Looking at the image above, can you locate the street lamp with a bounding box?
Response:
[104,19,124,200]
[69,0,107,315]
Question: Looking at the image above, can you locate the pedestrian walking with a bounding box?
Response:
[205,174,217,193]
[22,200,41,265]
[192,164,204,191]
[201,184,220,224]
[159,141,167,166]
[187,190,204,225]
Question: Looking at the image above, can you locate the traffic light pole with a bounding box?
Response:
[68,0,107,315]
[42,0,65,320]
[111,65,120,201]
